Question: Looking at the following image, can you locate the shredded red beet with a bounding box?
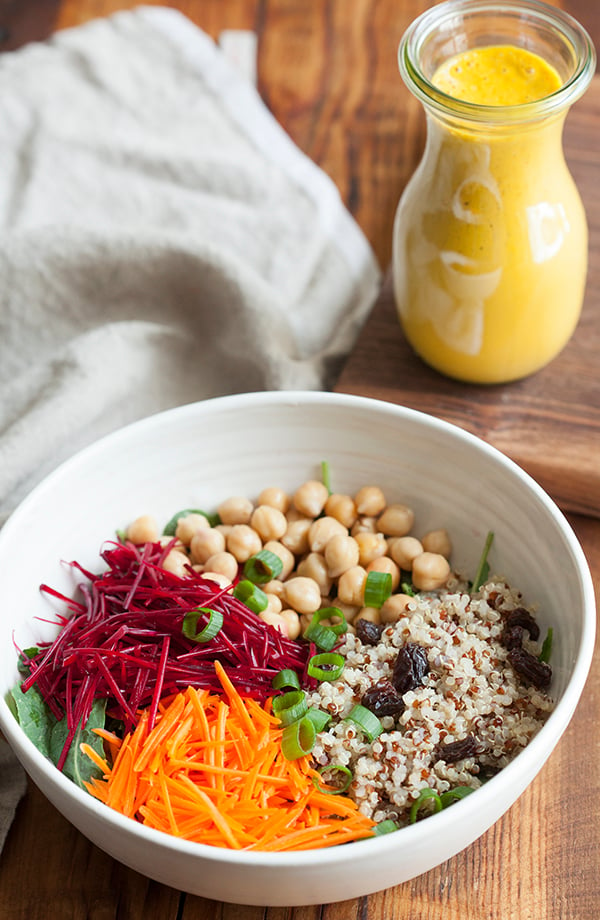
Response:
[20,540,310,766]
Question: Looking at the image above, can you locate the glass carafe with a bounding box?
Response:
[392,0,596,384]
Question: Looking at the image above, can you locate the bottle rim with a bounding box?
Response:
[399,0,596,124]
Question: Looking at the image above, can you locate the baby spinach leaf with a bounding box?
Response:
[49,698,106,789]
[10,683,54,758]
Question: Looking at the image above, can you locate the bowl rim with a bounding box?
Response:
[0,390,595,866]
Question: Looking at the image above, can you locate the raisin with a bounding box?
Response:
[361,678,406,718]
[436,734,479,763]
[501,624,524,650]
[503,607,540,642]
[392,643,429,694]
[508,647,552,690]
[355,618,383,646]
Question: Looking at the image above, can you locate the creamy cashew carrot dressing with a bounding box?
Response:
[13,474,554,847]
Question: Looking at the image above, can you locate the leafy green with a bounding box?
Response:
[539,627,554,663]
[471,531,494,593]
[11,683,106,789]
[49,698,106,789]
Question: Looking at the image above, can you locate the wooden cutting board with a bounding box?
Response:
[337,75,600,520]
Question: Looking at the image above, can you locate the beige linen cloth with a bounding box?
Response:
[0,7,380,848]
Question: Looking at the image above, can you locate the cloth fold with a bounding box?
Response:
[0,6,380,848]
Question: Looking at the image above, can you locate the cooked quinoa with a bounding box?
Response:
[307,574,554,827]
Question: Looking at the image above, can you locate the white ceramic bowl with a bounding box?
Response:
[0,392,594,905]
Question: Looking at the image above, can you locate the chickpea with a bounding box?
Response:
[281,518,311,555]
[250,505,288,542]
[262,541,295,580]
[421,529,452,558]
[217,496,253,526]
[355,607,382,625]
[380,593,413,623]
[354,486,386,517]
[264,593,283,615]
[333,601,361,624]
[175,512,210,545]
[389,535,424,570]
[127,514,159,544]
[324,533,360,578]
[325,493,358,529]
[307,516,347,553]
[351,516,377,536]
[162,549,190,577]
[376,503,415,537]
[262,578,285,599]
[257,487,290,514]
[292,480,329,518]
[214,523,233,539]
[412,552,451,591]
[354,531,388,566]
[258,610,288,635]
[337,565,367,606]
[189,528,226,565]
[201,571,231,589]
[283,576,322,615]
[367,555,400,591]
[296,553,332,596]
[203,551,239,583]
[279,608,301,640]
[226,524,262,563]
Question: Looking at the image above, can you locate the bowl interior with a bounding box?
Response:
[0,391,594,901]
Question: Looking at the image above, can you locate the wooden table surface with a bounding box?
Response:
[1,2,599,918]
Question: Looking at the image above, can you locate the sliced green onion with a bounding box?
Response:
[321,460,332,494]
[307,652,345,682]
[281,715,316,760]
[439,786,476,808]
[233,579,268,614]
[409,788,443,824]
[401,577,415,597]
[243,549,283,585]
[304,607,347,651]
[181,607,223,644]
[363,571,392,608]
[305,708,332,731]
[272,669,301,691]
[116,528,128,543]
[471,531,494,592]
[539,626,553,663]
[163,508,219,536]
[272,690,308,726]
[374,819,399,836]
[312,764,353,794]
[345,703,383,742]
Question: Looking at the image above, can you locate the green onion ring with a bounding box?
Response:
[181,607,223,644]
[363,571,392,608]
[307,652,345,682]
[243,549,283,585]
[374,819,399,836]
[272,669,301,691]
[233,579,268,614]
[305,708,331,731]
[409,788,443,824]
[312,764,353,795]
[321,460,332,494]
[304,607,347,650]
[439,786,476,808]
[344,703,383,741]
[281,715,316,760]
[272,690,308,726]
[163,508,219,535]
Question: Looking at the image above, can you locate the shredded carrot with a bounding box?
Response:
[84,663,375,851]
